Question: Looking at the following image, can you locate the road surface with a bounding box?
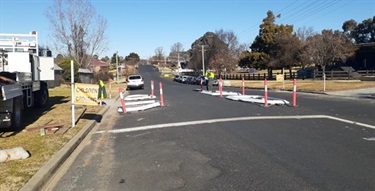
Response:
[44,65,375,191]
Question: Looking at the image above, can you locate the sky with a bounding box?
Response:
[0,0,374,59]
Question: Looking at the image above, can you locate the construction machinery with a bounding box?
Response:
[0,31,54,129]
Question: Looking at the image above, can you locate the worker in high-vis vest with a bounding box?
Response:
[205,71,215,91]
[98,80,107,105]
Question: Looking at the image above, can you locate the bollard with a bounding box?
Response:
[159,82,164,106]
[292,79,297,107]
[264,79,268,107]
[242,76,245,95]
[151,80,154,97]
[119,87,126,113]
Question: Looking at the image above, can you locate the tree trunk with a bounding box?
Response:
[267,68,273,80]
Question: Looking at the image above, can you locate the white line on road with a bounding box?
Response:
[95,115,375,134]
[363,137,375,141]
[325,116,375,129]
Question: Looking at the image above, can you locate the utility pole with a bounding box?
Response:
[164,55,167,70]
[201,44,205,75]
[116,51,119,81]
[177,51,180,68]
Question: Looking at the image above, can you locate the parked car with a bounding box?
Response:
[191,76,200,85]
[173,75,181,82]
[186,76,195,84]
[247,68,256,73]
[193,75,206,85]
[180,76,189,83]
[126,75,144,90]
[211,78,219,86]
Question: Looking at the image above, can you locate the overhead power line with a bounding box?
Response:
[237,0,359,45]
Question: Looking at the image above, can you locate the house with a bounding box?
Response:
[89,59,109,73]
[351,42,375,70]
[78,68,94,84]
[48,64,64,88]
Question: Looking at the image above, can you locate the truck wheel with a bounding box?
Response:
[34,83,49,108]
[12,96,23,130]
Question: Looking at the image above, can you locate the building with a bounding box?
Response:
[89,59,110,73]
[48,64,64,88]
[78,68,93,84]
[352,42,375,70]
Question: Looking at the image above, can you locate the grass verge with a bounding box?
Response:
[230,79,375,92]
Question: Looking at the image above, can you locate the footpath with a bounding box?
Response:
[325,87,375,99]
[20,91,125,191]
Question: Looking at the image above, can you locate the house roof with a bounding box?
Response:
[78,68,93,74]
[54,64,63,71]
[91,59,109,67]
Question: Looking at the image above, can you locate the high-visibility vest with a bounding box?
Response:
[98,80,107,100]
[99,80,105,87]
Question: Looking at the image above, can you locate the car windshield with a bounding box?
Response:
[129,76,141,80]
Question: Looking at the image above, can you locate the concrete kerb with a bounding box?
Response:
[20,94,121,191]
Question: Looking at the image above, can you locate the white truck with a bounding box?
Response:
[0,32,54,130]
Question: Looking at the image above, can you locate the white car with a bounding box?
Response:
[126,75,144,90]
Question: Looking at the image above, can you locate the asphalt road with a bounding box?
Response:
[45,65,375,191]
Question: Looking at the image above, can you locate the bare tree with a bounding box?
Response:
[45,0,108,68]
[270,33,302,76]
[154,47,164,63]
[296,26,316,44]
[306,29,356,73]
[209,49,237,76]
[170,42,184,66]
[215,29,243,59]
[170,42,184,54]
[296,26,316,69]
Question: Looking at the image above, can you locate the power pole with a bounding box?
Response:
[116,51,119,81]
[201,44,205,75]
[164,55,167,70]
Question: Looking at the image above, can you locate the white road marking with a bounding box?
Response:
[363,137,375,141]
[325,116,375,129]
[137,118,145,122]
[95,115,375,134]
